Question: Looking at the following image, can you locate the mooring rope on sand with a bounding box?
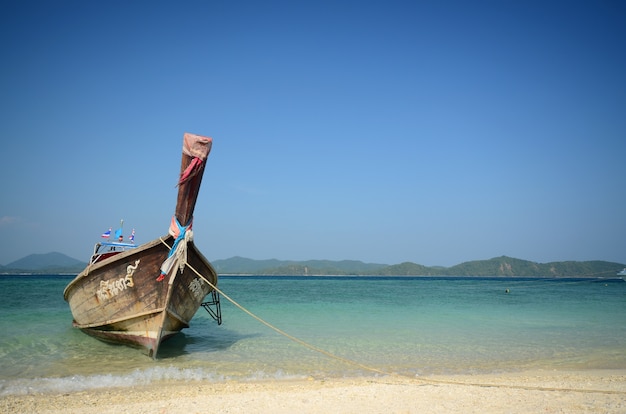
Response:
[179,260,624,395]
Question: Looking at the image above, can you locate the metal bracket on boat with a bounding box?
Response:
[201,290,222,325]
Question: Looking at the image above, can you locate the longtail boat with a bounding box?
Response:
[63,133,221,358]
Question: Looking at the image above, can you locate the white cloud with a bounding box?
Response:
[0,216,19,226]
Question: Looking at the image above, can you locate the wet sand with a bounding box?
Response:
[2,370,625,413]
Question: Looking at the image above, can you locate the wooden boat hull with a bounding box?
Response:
[63,235,218,358]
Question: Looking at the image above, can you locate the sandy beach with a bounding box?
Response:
[2,370,624,414]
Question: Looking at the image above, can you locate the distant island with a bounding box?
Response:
[2,252,624,278]
[212,255,625,278]
[0,252,87,274]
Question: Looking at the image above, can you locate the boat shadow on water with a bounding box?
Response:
[154,327,260,359]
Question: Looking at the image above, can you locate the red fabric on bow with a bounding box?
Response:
[178,157,203,186]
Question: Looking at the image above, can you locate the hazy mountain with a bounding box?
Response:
[2,252,86,273]
[1,253,624,277]
[212,256,387,275]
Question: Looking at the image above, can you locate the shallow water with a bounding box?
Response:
[1,275,625,395]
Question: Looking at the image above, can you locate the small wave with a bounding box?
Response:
[0,366,221,396]
[0,366,308,396]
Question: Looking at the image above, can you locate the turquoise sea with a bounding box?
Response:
[1,274,625,396]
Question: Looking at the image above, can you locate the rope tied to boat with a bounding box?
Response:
[173,259,626,396]
[151,235,626,396]
[157,216,193,282]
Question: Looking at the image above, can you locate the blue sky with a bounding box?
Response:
[1,0,625,267]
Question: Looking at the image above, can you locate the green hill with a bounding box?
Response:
[444,256,623,277]
[212,255,624,277]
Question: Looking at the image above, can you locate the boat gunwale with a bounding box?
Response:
[62,235,173,300]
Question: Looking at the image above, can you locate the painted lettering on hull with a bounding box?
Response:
[188,277,205,300]
[96,260,140,301]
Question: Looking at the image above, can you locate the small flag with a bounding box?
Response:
[129,229,135,243]
[101,228,112,238]
[115,227,123,241]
